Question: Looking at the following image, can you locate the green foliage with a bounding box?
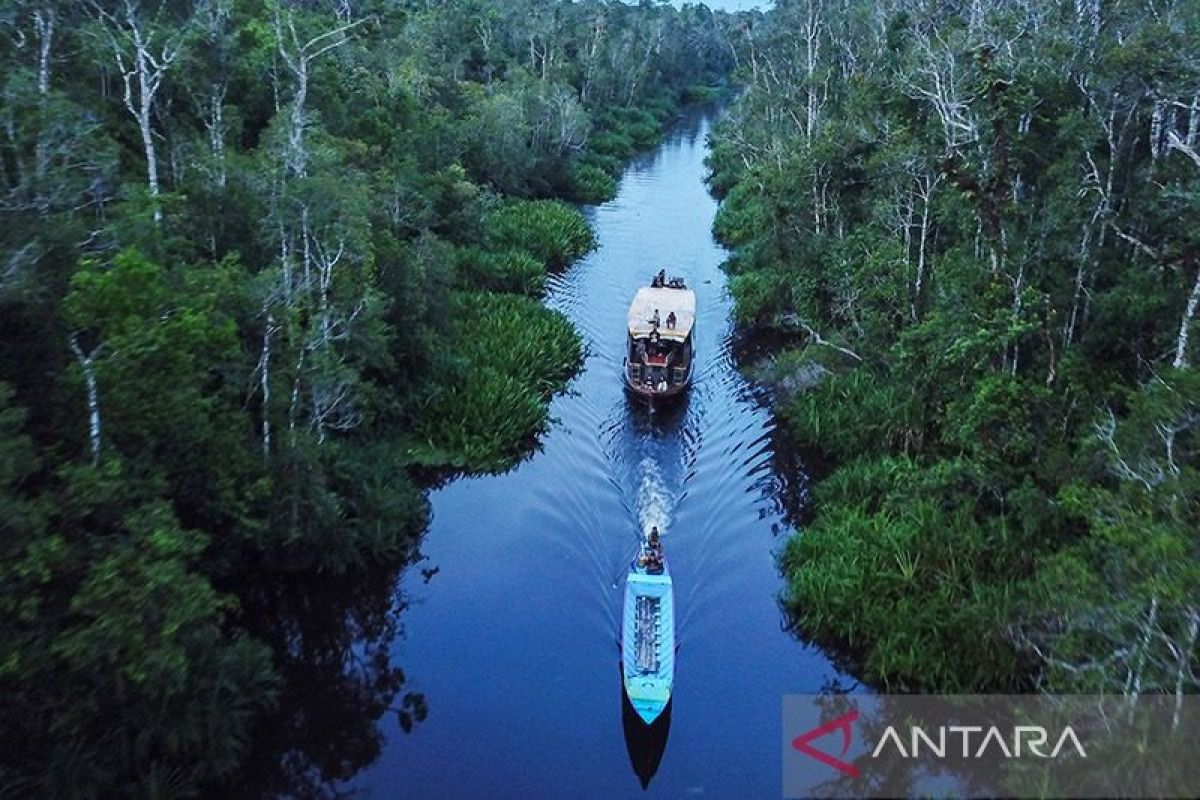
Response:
[783,368,925,460]
[455,247,547,296]
[715,0,1200,693]
[0,0,746,790]
[682,85,723,103]
[569,162,618,204]
[407,292,582,473]
[485,199,596,270]
[0,470,276,796]
[1018,371,1200,694]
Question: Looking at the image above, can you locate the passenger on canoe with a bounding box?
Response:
[639,527,664,573]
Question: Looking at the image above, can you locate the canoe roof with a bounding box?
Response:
[627,287,696,342]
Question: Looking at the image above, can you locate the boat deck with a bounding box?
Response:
[635,596,661,672]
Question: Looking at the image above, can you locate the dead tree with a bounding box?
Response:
[90,0,199,224]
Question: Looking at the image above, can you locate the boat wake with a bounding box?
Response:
[636,454,673,537]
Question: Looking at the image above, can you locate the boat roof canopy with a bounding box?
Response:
[627,287,696,342]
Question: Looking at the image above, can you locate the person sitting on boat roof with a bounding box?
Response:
[666,311,677,329]
[652,269,666,288]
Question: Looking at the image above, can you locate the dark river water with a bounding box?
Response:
[334,109,859,798]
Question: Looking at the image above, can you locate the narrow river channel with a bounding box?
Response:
[349,108,860,797]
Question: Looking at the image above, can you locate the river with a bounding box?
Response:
[326,108,861,797]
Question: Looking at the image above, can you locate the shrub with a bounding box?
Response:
[589,130,635,161]
[682,84,722,103]
[782,459,1026,691]
[407,292,582,472]
[569,162,618,204]
[455,247,546,296]
[485,200,595,270]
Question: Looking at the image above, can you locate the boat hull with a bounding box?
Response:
[623,362,694,401]
[621,562,675,725]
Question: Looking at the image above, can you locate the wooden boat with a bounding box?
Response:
[624,274,696,399]
[621,542,675,725]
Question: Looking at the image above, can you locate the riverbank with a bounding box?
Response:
[706,2,1200,697]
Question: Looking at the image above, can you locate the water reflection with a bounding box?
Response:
[215,561,421,798]
[342,105,860,798]
[620,669,672,790]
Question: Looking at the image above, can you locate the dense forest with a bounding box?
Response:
[0,1,743,795]
[711,0,1199,695]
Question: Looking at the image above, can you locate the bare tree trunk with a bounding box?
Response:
[34,7,53,97]
[93,0,190,225]
[912,171,938,322]
[803,0,822,142]
[135,69,161,221]
[276,12,367,179]
[1173,607,1199,729]
[204,83,227,189]
[258,314,276,460]
[1173,263,1200,369]
[1125,595,1159,713]
[32,7,54,213]
[1188,94,1199,148]
[69,335,102,466]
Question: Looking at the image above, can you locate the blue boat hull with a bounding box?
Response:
[621,559,675,725]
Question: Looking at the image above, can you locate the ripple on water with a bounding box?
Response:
[353,107,856,800]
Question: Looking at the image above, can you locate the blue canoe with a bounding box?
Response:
[621,553,675,725]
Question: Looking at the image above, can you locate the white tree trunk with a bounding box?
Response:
[95,0,187,226]
[1173,264,1200,369]
[258,314,276,460]
[1173,607,1199,729]
[912,172,938,322]
[32,7,54,211]
[69,335,102,466]
[34,8,53,96]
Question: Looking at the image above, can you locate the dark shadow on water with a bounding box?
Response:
[212,558,424,799]
[620,666,673,790]
[624,387,691,437]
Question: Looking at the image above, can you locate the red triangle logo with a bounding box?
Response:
[791,708,860,777]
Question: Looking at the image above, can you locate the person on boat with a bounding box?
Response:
[647,330,661,360]
[650,308,660,328]
[652,269,666,288]
[635,340,648,363]
[666,311,677,329]
[647,527,664,572]
[639,527,663,571]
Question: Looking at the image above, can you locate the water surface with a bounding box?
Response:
[350,108,858,797]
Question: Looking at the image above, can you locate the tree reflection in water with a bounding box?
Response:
[210,557,424,798]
